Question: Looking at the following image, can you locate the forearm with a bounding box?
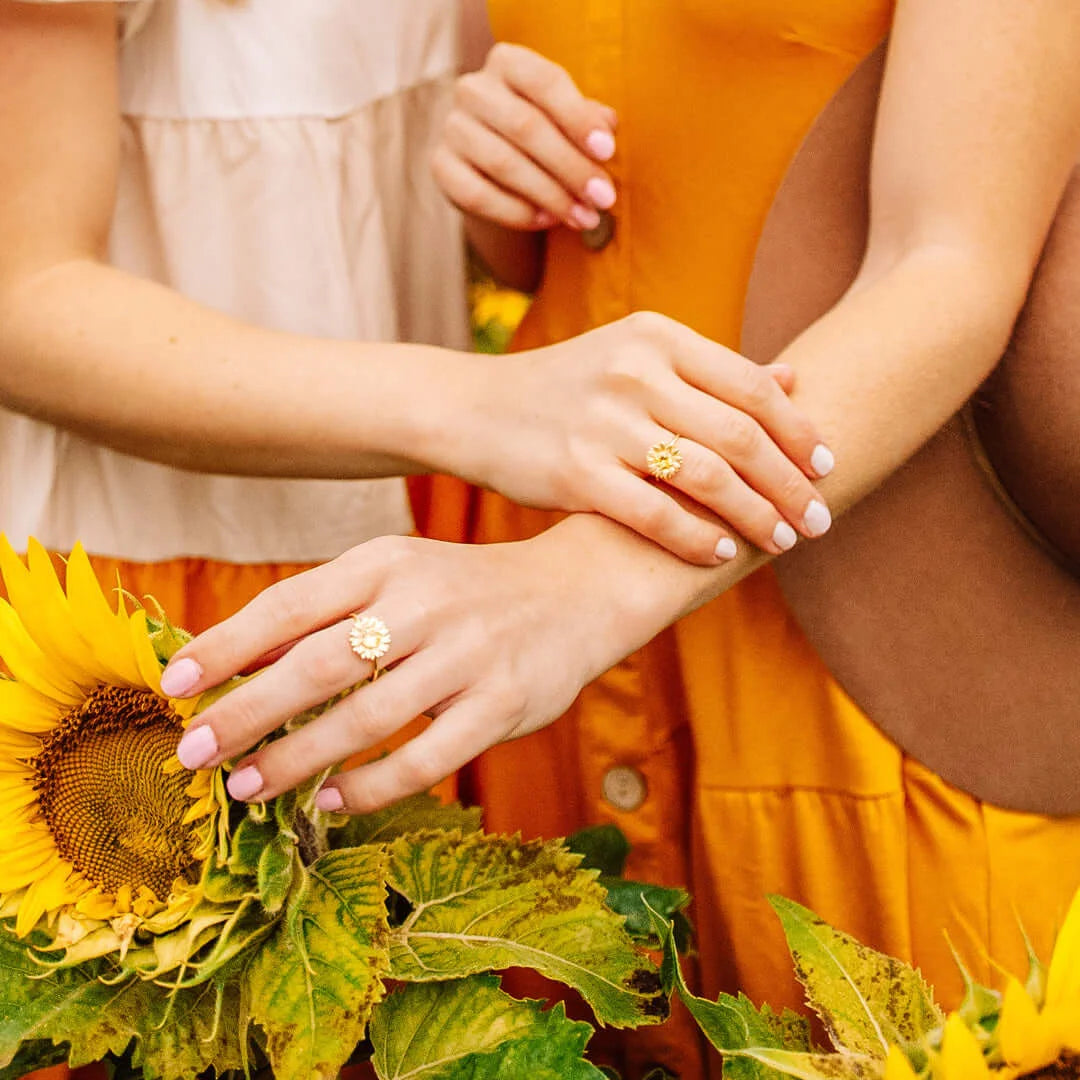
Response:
[0,257,474,478]
[544,248,1027,660]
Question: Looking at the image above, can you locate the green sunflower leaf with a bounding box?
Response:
[728,1049,883,1080]
[568,824,631,878]
[247,846,392,1080]
[332,791,483,848]
[369,975,607,1080]
[0,1038,69,1080]
[386,831,667,1029]
[768,896,944,1058]
[256,832,295,915]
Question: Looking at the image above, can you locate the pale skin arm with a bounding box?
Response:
[163,0,1080,813]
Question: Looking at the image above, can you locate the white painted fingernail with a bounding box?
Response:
[714,537,737,561]
[176,725,218,770]
[227,765,264,802]
[803,500,832,538]
[773,521,798,552]
[315,787,345,812]
[811,443,835,478]
[585,129,616,161]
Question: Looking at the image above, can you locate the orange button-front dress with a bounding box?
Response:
[426,2,1080,1077]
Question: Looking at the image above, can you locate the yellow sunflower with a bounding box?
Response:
[0,537,219,951]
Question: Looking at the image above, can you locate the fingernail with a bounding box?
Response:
[315,787,344,812]
[810,443,835,478]
[176,725,218,771]
[585,129,616,161]
[714,537,738,561]
[773,521,798,552]
[227,765,264,802]
[160,657,203,698]
[569,203,601,230]
[584,176,616,210]
[803,499,832,538]
[534,209,557,229]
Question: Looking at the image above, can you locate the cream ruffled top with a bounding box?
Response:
[3,0,468,564]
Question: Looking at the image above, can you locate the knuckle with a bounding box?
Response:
[301,643,354,697]
[505,104,540,143]
[455,72,484,105]
[776,467,811,507]
[624,310,671,340]
[487,41,520,71]
[395,748,446,797]
[736,362,774,411]
[340,691,386,746]
[254,579,310,637]
[722,413,762,458]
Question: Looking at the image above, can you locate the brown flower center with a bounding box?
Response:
[33,687,200,900]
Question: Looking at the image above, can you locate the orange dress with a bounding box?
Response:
[424,2,1080,1077]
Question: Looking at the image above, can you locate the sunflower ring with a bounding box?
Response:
[645,435,684,481]
[348,613,392,680]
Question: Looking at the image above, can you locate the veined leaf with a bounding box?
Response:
[568,824,631,878]
[387,831,666,1028]
[333,792,483,848]
[369,975,607,1080]
[599,877,692,949]
[645,904,810,1080]
[769,897,943,1058]
[248,846,391,1080]
[733,1049,882,1080]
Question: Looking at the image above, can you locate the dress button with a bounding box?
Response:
[602,765,647,812]
[581,209,616,252]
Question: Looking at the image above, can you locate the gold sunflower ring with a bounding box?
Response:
[348,613,392,680]
[645,435,684,481]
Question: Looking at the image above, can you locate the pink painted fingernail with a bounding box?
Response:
[585,129,616,161]
[569,203,601,230]
[803,499,832,538]
[810,444,835,478]
[315,787,344,812]
[176,725,218,770]
[714,538,738,561]
[534,209,558,229]
[161,657,203,698]
[584,176,616,210]
[227,765,264,802]
[773,521,798,552]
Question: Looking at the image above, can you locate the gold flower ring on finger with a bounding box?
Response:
[646,435,684,481]
[348,613,392,681]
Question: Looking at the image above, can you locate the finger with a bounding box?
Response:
[175,608,414,778]
[637,433,807,555]
[431,143,549,230]
[486,43,617,162]
[765,362,795,393]
[458,68,615,214]
[443,109,581,226]
[228,647,462,803]
[314,697,506,815]
[160,545,386,698]
[648,383,831,541]
[667,329,834,478]
[587,466,739,566]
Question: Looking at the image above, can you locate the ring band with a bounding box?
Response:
[646,435,684,481]
[348,613,392,680]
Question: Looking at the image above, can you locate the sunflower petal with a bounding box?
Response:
[999,976,1060,1070]
[129,610,163,694]
[941,1014,992,1079]
[63,543,145,686]
[1046,886,1080,1008]
[13,858,71,935]
[0,596,82,705]
[0,678,60,733]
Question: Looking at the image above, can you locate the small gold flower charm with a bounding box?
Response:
[646,437,684,481]
[348,614,392,662]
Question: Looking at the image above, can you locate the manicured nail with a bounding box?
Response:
[569,203,601,230]
[534,209,557,229]
[803,500,832,538]
[584,176,617,210]
[227,765,264,802]
[585,129,616,161]
[773,521,798,552]
[176,725,218,771]
[315,787,344,812]
[714,537,738,561]
[160,656,203,698]
[810,444,835,478]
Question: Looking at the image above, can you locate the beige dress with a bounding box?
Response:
[4,0,468,606]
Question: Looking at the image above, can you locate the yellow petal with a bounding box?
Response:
[63,543,145,686]
[0,846,58,893]
[999,976,1061,1070]
[0,596,82,705]
[1047,886,1080,1007]
[884,1045,919,1080]
[128,610,163,694]
[0,727,41,756]
[0,781,41,817]
[941,1014,992,1080]
[0,678,60,734]
[14,858,72,936]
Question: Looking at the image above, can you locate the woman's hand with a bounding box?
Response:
[452,312,835,563]
[163,534,632,813]
[433,41,618,232]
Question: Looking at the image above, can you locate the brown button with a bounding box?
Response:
[581,209,616,252]
[602,765,647,812]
